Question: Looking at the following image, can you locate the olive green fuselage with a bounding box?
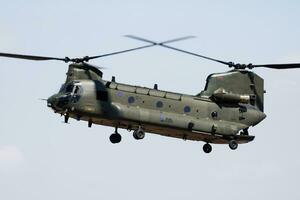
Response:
[49,79,265,144]
[47,63,266,145]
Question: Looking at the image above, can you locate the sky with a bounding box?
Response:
[1,0,300,199]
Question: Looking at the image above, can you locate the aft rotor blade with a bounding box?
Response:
[125,35,233,66]
[125,35,300,70]
[0,52,67,62]
[160,44,232,66]
[252,63,300,69]
[88,44,156,60]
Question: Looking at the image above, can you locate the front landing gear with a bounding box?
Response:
[109,127,122,144]
[203,143,212,153]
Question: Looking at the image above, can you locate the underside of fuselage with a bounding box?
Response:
[67,113,254,145]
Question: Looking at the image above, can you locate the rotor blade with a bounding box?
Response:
[159,36,196,44]
[0,52,66,62]
[88,44,156,60]
[124,35,158,44]
[252,63,300,69]
[159,44,232,66]
[125,35,231,66]
[125,35,196,45]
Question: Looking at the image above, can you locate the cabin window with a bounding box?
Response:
[128,96,135,104]
[184,106,191,113]
[156,101,163,108]
[97,91,108,101]
[211,111,218,118]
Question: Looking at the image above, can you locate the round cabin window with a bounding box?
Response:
[156,101,163,108]
[211,111,218,118]
[128,96,135,104]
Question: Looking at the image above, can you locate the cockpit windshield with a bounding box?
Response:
[59,83,82,95]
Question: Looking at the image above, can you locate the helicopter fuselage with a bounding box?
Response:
[47,78,266,145]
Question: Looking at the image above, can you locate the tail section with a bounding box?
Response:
[199,70,264,112]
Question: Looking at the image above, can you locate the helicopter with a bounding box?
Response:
[1,36,300,153]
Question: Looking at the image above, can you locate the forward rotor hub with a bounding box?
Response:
[229,63,254,70]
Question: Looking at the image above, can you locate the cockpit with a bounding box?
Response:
[47,82,83,112]
[60,82,82,95]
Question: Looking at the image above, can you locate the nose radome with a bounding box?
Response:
[47,95,56,107]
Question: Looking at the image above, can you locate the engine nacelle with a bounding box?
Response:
[211,88,255,104]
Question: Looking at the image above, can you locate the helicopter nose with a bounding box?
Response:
[47,94,71,112]
[47,95,57,108]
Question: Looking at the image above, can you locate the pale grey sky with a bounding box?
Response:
[1,1,300,200]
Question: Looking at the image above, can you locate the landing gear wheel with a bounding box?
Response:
[109,133,122,144]
[203,143,212,153]
[229,140,238,150]
[133,129,145,140]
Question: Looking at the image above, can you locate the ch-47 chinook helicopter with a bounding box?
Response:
[1,36,300,153]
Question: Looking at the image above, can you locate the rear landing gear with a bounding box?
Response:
[240,128,249,136]
[203,143,212,153]
[133,127,145,140]
[229,140,238,150]
[109,127,122,144]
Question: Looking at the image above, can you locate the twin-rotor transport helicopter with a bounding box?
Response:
[1,36,300,153]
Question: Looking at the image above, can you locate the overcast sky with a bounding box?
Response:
[1,1,300,200]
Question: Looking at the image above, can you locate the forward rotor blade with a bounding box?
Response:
[159,44,231,66]
[0,52,66,62]
[0,44,156,63]
[252,63,300,69]
[88,44,156,60]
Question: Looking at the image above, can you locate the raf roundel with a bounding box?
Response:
[184,105,191,113]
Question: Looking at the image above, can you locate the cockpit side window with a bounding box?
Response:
[65,84,74,93]
[73,86,80,94]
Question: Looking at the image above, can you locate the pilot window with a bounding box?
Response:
[73,86,80,94]
[65,84,74,93]
[97,90,108,101]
